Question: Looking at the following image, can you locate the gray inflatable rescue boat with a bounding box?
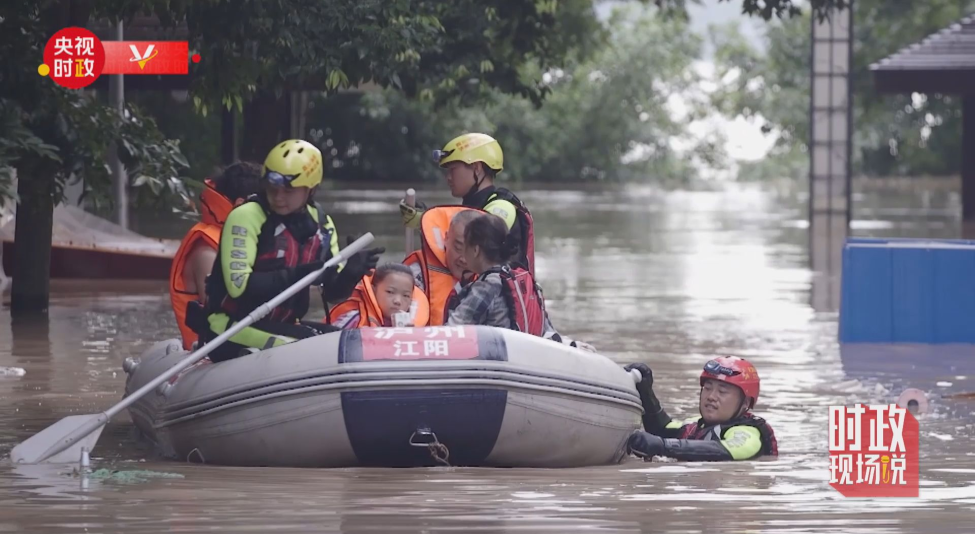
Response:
[123,325,643,468]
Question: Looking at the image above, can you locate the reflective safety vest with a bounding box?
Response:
[207,196,338,325]
[169,181,231,350]
[677,413,779,457]
[484,188,536,275]
[326,273,430,327]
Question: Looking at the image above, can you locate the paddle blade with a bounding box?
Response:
[10,414,106,465]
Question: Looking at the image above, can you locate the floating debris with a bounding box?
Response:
[69,468,185,484]
[0,367,26,377]
[897,388,928,415]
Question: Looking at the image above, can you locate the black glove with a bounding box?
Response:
[344,235,384,276]
[627,431,665,460]
[624,362,654,399]
[299,321,342,335]
[291,260,326,285]
[624,362,671,433]
[629,432,735,462]
[322,236,386,303]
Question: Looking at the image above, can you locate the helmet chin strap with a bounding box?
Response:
[465,164,486,197]
[734,398,749,417]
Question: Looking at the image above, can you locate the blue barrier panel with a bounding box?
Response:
[933,249,975,342]
[840,238,975,343]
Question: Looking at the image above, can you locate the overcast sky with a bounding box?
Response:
[596,0,768,58]
[596,0,777,170]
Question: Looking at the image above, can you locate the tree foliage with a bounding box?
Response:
[174,0,614,115]
[651,0,851,21]
[305,3,720,185]
[710,0,975,179]
[0,0,192,209]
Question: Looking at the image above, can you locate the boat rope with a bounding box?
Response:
[409,427,451,467]
[187,447,206,464]
[427,442,451,467]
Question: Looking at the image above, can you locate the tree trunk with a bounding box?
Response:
[240,91,293,162]
[221,106,237,165]
[10,161,56,316]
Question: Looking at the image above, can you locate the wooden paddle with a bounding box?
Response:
[9,233,376,465]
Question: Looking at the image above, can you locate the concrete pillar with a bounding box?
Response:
[108,20,128,229]
[963,95,975,223]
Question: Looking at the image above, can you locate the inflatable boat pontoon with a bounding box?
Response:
[123,325,643,468]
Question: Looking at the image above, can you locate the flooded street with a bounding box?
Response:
[2,182,974,532]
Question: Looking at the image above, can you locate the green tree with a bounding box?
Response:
[0,0,191,316]
[2,0,624,316]
[181,0,617,161]
[710,0,975,180]
[305,3,720,185]
[652,0,851,21]
[488,4,717,183]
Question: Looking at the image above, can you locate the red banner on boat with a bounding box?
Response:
[360,326,479,361]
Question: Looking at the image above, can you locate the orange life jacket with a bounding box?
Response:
[325,273,430,328]
[169,181,232,350]
[403,206,480,326]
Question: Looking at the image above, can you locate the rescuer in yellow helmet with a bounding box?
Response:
[199,139,384,362]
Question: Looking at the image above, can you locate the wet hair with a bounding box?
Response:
[372,262,415,286]
[463,213,514,264]
[449,209,481,230]
[210,161,263,202]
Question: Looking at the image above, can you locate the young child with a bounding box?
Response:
[329,263,430,328]
[444,213,545,334]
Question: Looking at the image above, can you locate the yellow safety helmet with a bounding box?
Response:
[263,139,323,189]
[433,133,503,173]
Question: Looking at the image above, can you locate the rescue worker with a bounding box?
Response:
[169,161,263,350]
[406,207,595,349]
[201,139,384,362]
[400,133,536,274]
[445,213,544,333]
[624,356,778,462]
[327,262,430,328]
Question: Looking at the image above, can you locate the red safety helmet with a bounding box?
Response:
[700,356,760,409]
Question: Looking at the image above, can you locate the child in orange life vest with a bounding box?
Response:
[330,263,429,328]
[444,213,546,334]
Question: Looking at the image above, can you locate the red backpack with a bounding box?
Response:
[489,264,545,336]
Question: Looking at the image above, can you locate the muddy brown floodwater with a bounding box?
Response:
[2,183,974,533]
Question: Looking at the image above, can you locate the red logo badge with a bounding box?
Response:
[40,27,197,89]
[829,404,920,497]
[40,27,106,89]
